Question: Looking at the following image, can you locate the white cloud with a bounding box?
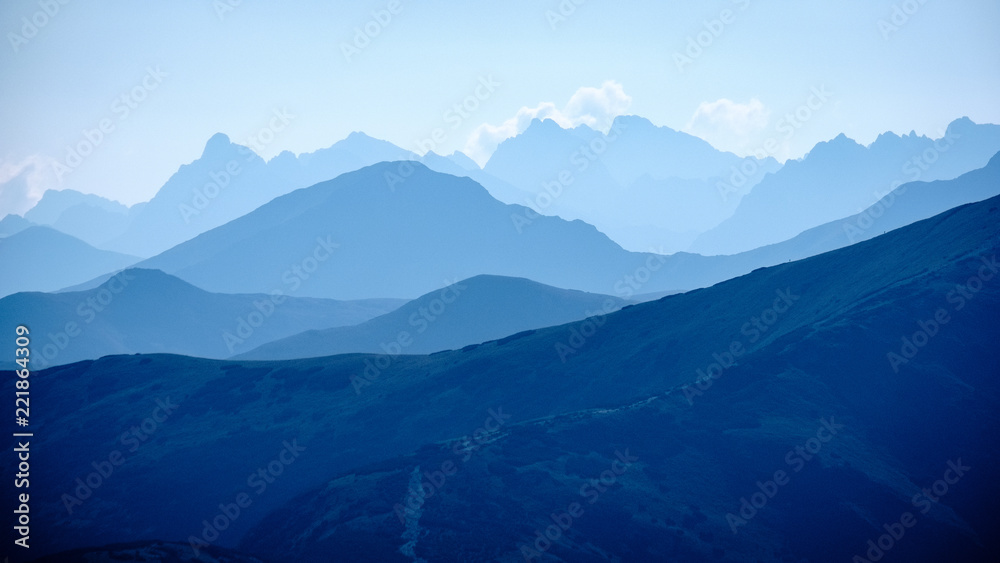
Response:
[683,98,770,155]
[0,155,58,216]
[464,80,632,165]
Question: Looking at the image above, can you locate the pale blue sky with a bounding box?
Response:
[1,0,998,209]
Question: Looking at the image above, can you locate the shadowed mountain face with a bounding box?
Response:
[5,193,998,560]
[136,161,680,300]
[26,540,266,563]
[234,274,629,361]
[0,227,139,297]
[0,268,405,369]
[691,117,1000,255]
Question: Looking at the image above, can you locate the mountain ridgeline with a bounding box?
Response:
[234,274,629,361]
[6,192,999,561]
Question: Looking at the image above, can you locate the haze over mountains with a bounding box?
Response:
[135,162,680,300]
[0,268,405,369]
[235,274,629,361]
[9,116,1000,265]
[0,227,138,296]
[16,129,528,259]
[6,143,999,309]
[22,188,132,246]
[7,190,998,561]
[482,115,782,252]
[132,154,1000,302]
[3,112,1000,562]
[690,117,1000,255]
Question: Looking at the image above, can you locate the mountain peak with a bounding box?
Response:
[946,116,976,136]
[525,117,565,134]
[819,132,861,152]
[202,133,233,157]
[611,114,656,131]
[345,131,376,141]
[100,268,203,293]
[446,151,479,171]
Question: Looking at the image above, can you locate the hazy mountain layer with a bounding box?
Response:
[235,274,628,360]
[0,227,139,297]
[6,192,998,559]
[691,117,1000,255]
[0,268,405,369]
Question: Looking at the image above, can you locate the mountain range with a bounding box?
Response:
[690,117,1000,255]
[11,116,1000,264]
[482,115,782,252]
[148,155,1000,301]
[234,274,629,361]
[7,189,998,560]
[134,161,680,300]
[0,268,405,369]
[0,227,138,297]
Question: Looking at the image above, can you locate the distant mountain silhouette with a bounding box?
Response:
[482,115,782,252]
[691,117,1000,255]
[444,150,479,171]
[129,156,1000,302]
[23,188,129,225]
[22,189,131,247]
[101,132,416,257]
[8,191,998,560]
[136,162,684,300]
[0,268,405,368]
[0,213,33,237]
[0,227,138,297]
[666,150,1000,277]
[235,274,628,360]
[70,131,531,258]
